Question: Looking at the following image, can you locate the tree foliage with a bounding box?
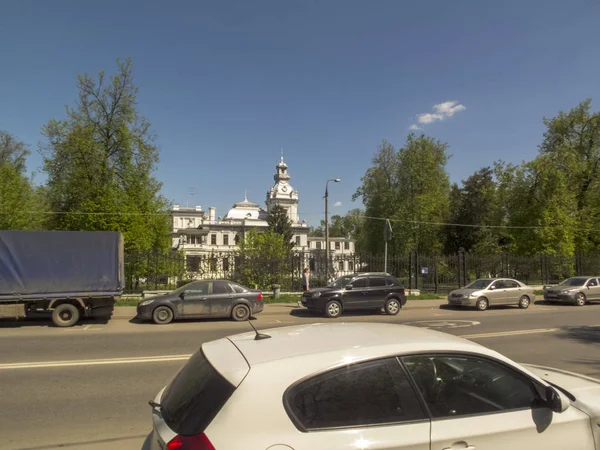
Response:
[0,131,46,230]
[236,230,290,289]
[267,204,294,249]
[41,58,171,253]
[354,135,451,255]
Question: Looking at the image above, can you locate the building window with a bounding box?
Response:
[223,258,230,272]
[211,234,217,245]
[223,234,229,246]
[338,261,344,271]
[186,256,201,272]
[348,261,354,272]
[335,242,340,250]
[296,236,301,245]
[234,235,240,245]
[317,241,322,250]
[344,241,350,250]
[209,257,217,272]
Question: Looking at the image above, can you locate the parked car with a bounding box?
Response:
[301,272,406,318]
[142,322,600,450]
[544,276,600,306]
[136,280,263,324]
[447,278,535,311]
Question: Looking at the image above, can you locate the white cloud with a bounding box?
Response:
[334,201,342,207]
[409,100,466,130]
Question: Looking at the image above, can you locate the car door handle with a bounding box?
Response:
[442,443,475,450]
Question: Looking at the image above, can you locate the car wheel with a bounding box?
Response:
[476,297,489,311]
[518,295,530,309]
[152,306,174,324]
[52,303,80,327]
[575,293,586,307]
[324,300,342,318]
[385,298,401,315]
[231,304,251,321]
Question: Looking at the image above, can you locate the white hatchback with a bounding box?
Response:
[142,323,600,450]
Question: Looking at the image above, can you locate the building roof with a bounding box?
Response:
[225,194,265,220]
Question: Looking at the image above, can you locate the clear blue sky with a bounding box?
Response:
[2,0,599,225]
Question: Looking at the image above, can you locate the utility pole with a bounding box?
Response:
[324,178,341,276]
[384,219,393,273]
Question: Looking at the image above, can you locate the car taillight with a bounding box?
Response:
[257,292,263,301]
[167,433,215,450]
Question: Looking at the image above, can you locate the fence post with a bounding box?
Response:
[461,249,467,286]
[408,251,413,291]
[434,255,438,294]
[415,251,420,291]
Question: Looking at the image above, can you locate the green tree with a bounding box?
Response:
[236,230,290,289]
[0,131,47,230]
[41,58,171,253]
[354,135,451,255]
[267,204,294,249]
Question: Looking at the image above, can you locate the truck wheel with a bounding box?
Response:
[52,304,80,327]
[153,306,174,324]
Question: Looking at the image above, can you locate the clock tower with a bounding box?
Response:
[266,155,299,223]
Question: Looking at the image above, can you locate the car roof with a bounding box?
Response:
[224,322,484,368]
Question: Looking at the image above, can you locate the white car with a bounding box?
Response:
[142,323,600,450]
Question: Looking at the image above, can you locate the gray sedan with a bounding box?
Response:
[543,276,600,306]
[136,280,264,324]
[448,278,535,311]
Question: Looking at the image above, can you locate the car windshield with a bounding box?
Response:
[465,279,493,289]
[559,278,587,287]
[329,275,354,288]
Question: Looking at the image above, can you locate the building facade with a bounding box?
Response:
[171,156,356,277]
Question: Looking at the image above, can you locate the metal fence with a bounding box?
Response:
[124,249,600,294]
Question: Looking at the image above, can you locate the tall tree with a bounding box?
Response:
[41,58,171,252]
[236,229,290,289]
[354,135,451,255]
[0,131,46,230]
[267,204,294,249]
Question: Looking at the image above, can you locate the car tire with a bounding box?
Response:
[575,293,586,307]
[385,298,401,315]
[52,303,80,327]
[231,304,251,321]
[324,300,342,318]
[476,297,489,311]
[518,295,530,309]
[152,306,174,324]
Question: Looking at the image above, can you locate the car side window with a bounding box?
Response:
[402,355,541,419]
[350,277,369,288]
[490,280,504,289]
[588,278,598,287]
[369,277,387,287]
[185,282,209,296]
[229,283,246,294]
[285,358,426,431]
[212,282,230,295]
[504,280,519,288]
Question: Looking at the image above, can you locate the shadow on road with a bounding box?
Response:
[289,308,386,318]
[556,326,600,345]
[128,316,258,325]
[564,358,600,377]
[0,315,110,329]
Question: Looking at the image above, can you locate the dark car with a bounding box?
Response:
[136,280,264,324]
[544,276,600,306]
[301,272,406,318]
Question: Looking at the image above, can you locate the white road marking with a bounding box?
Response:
[405,320,481,329]
[461,328,559,339]
[0,354,193,371]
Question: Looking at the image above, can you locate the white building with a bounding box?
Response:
[171,156,356,277]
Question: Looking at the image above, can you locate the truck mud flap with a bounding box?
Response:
[89,305,115,318]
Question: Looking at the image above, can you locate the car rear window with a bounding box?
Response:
[160,349,235,435]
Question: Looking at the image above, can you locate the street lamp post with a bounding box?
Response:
[325,178,341,276]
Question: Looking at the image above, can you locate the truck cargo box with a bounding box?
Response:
[0,230,124,299]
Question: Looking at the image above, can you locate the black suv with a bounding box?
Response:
[301,272,407,318]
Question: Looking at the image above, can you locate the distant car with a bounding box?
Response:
[136,280,263,324]
[301,272,406,318]
[142,322,600,450]
[448,278,535,311]
[544,276,600,306]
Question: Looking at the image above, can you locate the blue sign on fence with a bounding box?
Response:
[421,267,429,275]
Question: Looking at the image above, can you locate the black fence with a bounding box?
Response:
[124,250,600,294]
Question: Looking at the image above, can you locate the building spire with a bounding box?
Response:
[281,146,284,163]
[244,188,248,202]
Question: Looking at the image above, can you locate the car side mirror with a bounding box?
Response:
[179,292,185,300]
[345,285,353,290]
[546,386,570,413]
[489,285,495,290]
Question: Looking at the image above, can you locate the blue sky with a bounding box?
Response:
[2,0,600,225]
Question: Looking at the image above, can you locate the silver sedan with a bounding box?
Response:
[448,278,535,311]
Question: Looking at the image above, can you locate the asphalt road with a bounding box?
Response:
[1,301,599,450]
